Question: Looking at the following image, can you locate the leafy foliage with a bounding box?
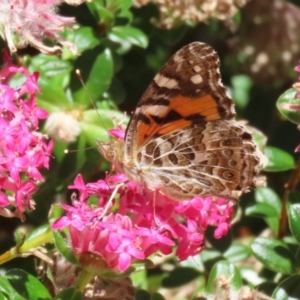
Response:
[1,0,300,299]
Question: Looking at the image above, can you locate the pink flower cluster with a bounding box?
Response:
[0,0,78,55]
[0,51,53,219]
[52,173,234,273]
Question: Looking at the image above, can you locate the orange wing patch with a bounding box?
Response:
[135,94,221,146]
[157,119,191,135]
[170,94,221,121]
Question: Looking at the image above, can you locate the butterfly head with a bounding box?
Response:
[97,139,124,172]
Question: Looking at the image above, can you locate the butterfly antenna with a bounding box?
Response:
[75,69,110,137]
[64,146,95,154]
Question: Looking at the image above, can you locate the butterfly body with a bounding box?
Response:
[100,42,259,201]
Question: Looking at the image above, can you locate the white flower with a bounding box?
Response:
[45,111,81,143]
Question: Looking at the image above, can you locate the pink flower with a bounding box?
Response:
[0,53,53,220]
[0,0,78,54]
[52,173,235,273]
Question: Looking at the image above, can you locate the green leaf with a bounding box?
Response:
[256,282,277,298]
[247,125,268,150]
[76,134,87,171]
[135,289,151,300]
[246,203,280,234]
[54,287,83,300]
[71,45,113,105]
[0,277,25,300]
[162,267,200,287]
[255,187,282,214]
[231,75,252,109]
[250,237,297,274]
[108,26,148,49]
[49,204,64,224]
[80,108,126,147]
[106,77,125,104]
[277,88,300,125]
[246,187,282,234]
[7,269,51,300]
[264,146,295,172]
[240,267,265,286]
[246,202,279,218]
[63,27,100,53]
[27,55,72,110]
[224,243,251,263]
[0,292,6,300]
[150,293,166,300]
[53,230,78,265]
[107,0,132,12]
[206,261,242,294]
[273,275,300,299]
[288,201,300,244]
[87,1,114,24]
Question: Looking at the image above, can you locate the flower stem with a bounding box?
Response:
[0,226,53,265]
[75,269,95,292]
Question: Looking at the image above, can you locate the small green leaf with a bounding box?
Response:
[224,243,251,263]
[255,187,281,214]
[288,202,300,244]
[0,292,6,300]
[63,27,99,53]
[0,277,25,300]
[109,26,148,49]
[71,46,113,105]
[264,146,295,172]
[272,275,300,299]
[107,0,132,11]
[80,108,126,147]
[76,134,87,171]
[53,230,78,265]
[54,287,83,300]
[49,204,64,223]
[206,261,242,293]
[86,1,114,24]
[23,224,53,248]
[248,187,282,234]
[26,55,72,110]
[240,267,265,286]
[231,75,252,109]
[250,237,297,274]
[135,289,151,300]
[162,267,200,287]
[7,269,51,300]
[150,293,166,300]
[277,88,300,124]
[246,202,279,218]
[256,282,277,297]
[247,125,268,150]
[106,77,125,104]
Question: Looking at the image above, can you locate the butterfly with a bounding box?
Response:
[99,42,259,201]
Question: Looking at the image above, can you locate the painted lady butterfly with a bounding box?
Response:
[100,42,259,201]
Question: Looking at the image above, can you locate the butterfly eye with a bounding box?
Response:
[107,149,117,161]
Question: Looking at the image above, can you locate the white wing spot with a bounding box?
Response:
[193,65,201,73]
[190,74,203,84]
[154,74,179,89]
